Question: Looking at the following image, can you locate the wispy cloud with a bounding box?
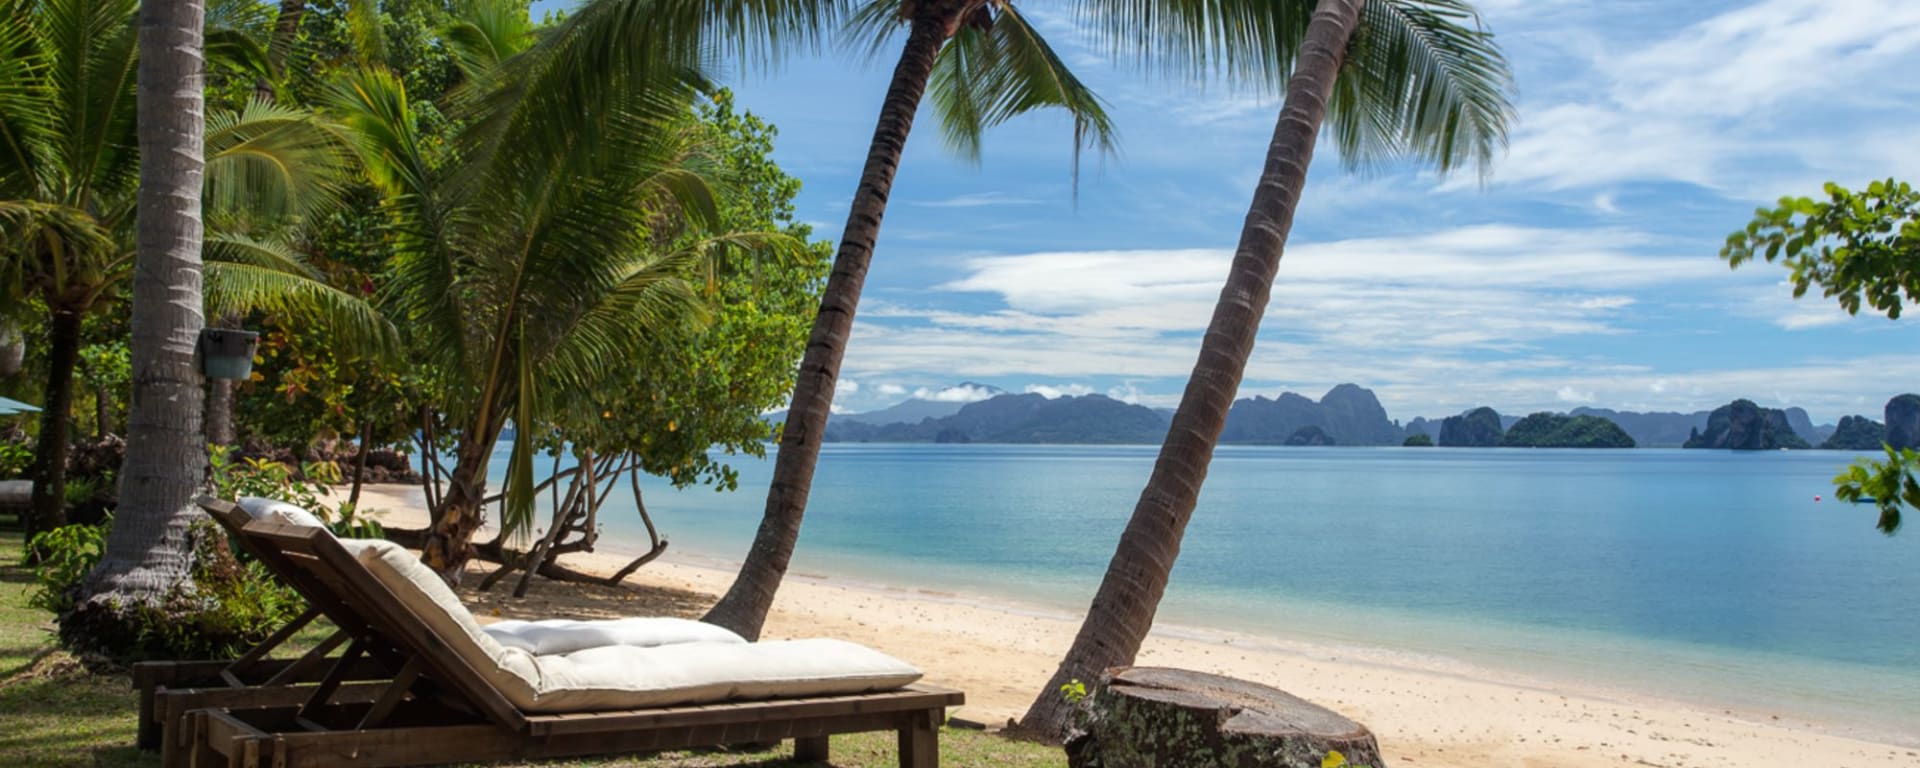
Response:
[911,192,1047,209]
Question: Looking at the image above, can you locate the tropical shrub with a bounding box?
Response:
[26,520,109,614]
[0,438,30,478]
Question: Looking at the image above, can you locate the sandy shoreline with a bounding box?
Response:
[342,484,1920,767]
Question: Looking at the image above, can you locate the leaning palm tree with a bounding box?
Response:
[0,0,362,547]
[1017,0,1513,740]
[702,0,1118,639]
[333,7,806,582]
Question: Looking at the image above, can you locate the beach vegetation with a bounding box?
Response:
[1724,178,1920,320]
[1402,433,1434,447]
[1834,445,1918,536]
[706,0,1121,639]
[1020,0,1514,741]
[470,90,831,595]
[1727,179,1920,533]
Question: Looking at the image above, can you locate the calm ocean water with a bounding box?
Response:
[474,443,1920,737]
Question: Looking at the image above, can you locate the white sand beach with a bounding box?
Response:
[344,484,1920,768]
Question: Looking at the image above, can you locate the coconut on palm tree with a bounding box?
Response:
[1016,0,1513,740]
[703,0,1117,639]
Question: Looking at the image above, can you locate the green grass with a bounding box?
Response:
[0,525,1064,767]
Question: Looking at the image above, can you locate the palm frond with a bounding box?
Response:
[928,4,1118,175]
[347,0,390,67]
[840,0,906,62]
[0,199,116,299]
[203,234,401,362]
[0,0,52,198]
[204,97,354,227]
[1336,0,1512,177]
[444,0,537,82]
[42,0,140,202]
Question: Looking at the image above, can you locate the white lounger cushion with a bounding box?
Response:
[339,538,923,713]
[238,496,330,530]
[482,617,746,655]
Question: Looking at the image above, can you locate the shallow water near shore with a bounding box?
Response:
[462,443,1920,739]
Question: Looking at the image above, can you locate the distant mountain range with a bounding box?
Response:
[769,382,1913,449]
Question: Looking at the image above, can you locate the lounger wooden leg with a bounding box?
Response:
[898,709,938,768]
[794,735,830,763]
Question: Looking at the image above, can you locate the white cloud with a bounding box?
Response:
[1490,0,1920,191]
[876,383,907,397]
[836,378,859,395]
[912,383,999,403]
[1555,386,1595,404]
[911,192,1045,209]
[1025,383,1095,399]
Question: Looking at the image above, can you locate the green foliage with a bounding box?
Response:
[208,449,384,538]
[1059,679,1089,705]
[0,439,30,477]
[74,340,128,435]
[1724,179,1920,319]
[562,90,830,491]
[1402,433,1434,447]
[26,520,108,614]
[1501,412,1635,448]
[1834,445,1919,535]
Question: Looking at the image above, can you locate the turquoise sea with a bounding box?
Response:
[473,443,1920,740]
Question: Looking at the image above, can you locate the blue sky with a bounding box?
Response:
[563,0,1920,423]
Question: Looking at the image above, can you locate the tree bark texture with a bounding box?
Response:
[78,0,210,610]
[1018,0,1364,741]
[701,0,972,639]
[1065,668,1384,768]
[421,435,493,584]
[28,310,83,544]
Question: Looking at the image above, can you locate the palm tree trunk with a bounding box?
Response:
[347,419,372,508]
[72,0,210,623]
[421,434,494,584]
[701,0,970,639]
[1015,0,1364,742]
[27,310,83,547]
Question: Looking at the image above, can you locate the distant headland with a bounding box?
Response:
[769,383,1920,450]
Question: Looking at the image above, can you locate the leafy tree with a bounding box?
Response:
[462,90,831,593]
[332,4,808,581]
[1724,179,1920,319]
[1726,179,1920,534]
[0,0,366,546]
[704,0,1119,640]
[1020,0,1513,740]
[1402,433,1434,447]
[1835,446,1917,536]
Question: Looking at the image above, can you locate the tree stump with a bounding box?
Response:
[1066,667,1385,768]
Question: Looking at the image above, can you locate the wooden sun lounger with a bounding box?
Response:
[136,498,398,757]
[179,519,964,767]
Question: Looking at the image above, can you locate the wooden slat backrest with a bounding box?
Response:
[236,522,529,731]
[198,498,391,653]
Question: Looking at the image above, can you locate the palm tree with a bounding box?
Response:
[332,5,806,582]
[702,0,1117,639]
[0,0,355,547]
[1016,0,1512,740]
